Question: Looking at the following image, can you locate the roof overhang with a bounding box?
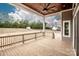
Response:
[22,3,72,15]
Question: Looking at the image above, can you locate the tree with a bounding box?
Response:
[29,21,43,29]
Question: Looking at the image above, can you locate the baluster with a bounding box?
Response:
[10,37,13,44]
[22,35,24,44]
[35,33,37,40]
[10,36,13,46]
[2,37,4,56]
[8,37,10,44]
[52,31,55,39]
[43,32,45,37]
[7,37,8,46]
[0,38,2,56]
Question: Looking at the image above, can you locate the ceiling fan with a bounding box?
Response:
[41,3,56,13]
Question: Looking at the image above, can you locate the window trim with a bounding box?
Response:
[63,20,71,37]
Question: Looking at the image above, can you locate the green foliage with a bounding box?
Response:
[29,21,43,29]
[0,20,51,29]
[0,21,3,27]
[0,20,43,29]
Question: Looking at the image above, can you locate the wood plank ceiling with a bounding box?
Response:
[22,3,72,15]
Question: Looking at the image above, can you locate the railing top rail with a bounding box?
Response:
[0,31,43,38]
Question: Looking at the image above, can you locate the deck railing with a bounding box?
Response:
[0,31,45,55]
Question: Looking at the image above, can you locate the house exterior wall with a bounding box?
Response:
[77,10,79,56]
[62,10,73,44]
[73,3,79,56]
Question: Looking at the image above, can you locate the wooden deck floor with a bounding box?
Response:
[0,31,75,56]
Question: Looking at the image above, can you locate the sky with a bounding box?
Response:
[0,3,16,13]
[0,3,43,22]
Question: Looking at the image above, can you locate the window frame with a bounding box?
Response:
[63,20,71,37]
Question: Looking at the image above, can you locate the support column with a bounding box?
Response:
[43,16,45,32]
[43,16,45,36]
[77,10,79,56]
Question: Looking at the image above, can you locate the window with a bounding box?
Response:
[63,20,71,37]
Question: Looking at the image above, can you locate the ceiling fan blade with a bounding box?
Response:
[42,3,51,11]
[45,3,51,9]
[40,3,45,8]
[47,9,56,13]
[47,6,56,10]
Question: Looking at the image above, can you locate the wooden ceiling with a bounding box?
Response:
[22,3,72,15]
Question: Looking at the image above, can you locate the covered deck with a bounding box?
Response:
[0,30,75,56]
[0,3,76,56]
